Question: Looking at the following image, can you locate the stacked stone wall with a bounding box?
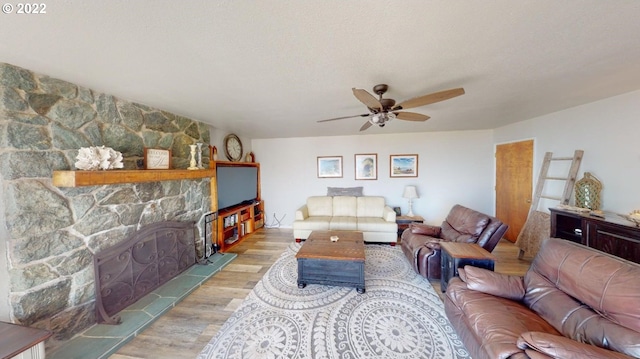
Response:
[0,63,212,348]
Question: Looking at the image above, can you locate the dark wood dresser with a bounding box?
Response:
[550,208,640,263]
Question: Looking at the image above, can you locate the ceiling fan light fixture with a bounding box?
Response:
[369,112,395,127]
[321,84,464,131]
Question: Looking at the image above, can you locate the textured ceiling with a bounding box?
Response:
[2,1,640,139]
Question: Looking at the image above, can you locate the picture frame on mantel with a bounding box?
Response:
[317,156,343,178]
[390,154,418,177]
[144,148,172,170]
[355,153,377,180]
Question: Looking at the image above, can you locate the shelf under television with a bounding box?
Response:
[217,200,263,253]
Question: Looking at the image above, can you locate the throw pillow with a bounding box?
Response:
[327,186,363,197]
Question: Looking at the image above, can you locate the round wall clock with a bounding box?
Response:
[223,134,243,162]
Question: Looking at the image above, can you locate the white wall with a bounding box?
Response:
[225,89,640,232]
[252,130,494,227]
[209,128,252,161]
[494,89,640,214]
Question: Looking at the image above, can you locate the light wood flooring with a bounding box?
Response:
[110,228,531,359]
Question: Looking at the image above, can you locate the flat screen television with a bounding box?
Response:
[216,166,259,211]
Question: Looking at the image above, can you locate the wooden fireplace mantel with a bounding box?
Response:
[52,161,260,187]
[52,168,217,187]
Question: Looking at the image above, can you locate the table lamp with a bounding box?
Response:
[403,185,419,217]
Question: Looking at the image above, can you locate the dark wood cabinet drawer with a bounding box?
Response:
[550,208,640,263]
[585,221,640,262]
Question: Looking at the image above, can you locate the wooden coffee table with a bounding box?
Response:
[296,230,366,293]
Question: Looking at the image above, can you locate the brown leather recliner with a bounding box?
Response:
[400,204,508,280]
[445,237,640,359]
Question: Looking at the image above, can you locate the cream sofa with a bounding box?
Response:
[293,196,398,244]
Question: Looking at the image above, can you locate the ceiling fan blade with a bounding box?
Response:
[352,88,382,110]
[317,114,369,123]
[395,112,430,122]
[359,121,373,131]
[395,88,465,110]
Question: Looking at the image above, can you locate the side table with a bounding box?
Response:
[0,321,52,359]
[396,215,424,237]
[440,242,496,292]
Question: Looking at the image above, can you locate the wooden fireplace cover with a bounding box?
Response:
[93,221,196,324]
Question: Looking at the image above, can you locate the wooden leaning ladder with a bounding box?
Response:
[529,150,584,214]
[516,150,584,258]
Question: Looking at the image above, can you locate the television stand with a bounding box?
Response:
[224,237,239,245]
[217,200,264,252]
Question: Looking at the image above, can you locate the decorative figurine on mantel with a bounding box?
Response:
[187,144,199,170]
[196,143,204,169]
[75,146,124,171]
[211,146,218,161]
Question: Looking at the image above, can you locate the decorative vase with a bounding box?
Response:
[187,144,199,170]
[575,172,602,210]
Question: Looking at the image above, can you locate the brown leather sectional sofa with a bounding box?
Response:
[445,237,640,359]
[400,204,508,279]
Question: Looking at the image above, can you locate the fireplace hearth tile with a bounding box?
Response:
[48,253,237,359]
[121,292,160,311]
[138,297,177,318]
[83,310,153,338]
[46,336,125,359]
[188,262,227,276]
[153,275,204,300]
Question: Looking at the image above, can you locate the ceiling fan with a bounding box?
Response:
[318,84,465,131]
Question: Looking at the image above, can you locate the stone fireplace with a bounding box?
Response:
[0,63,212,350]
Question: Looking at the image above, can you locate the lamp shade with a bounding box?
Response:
[402,185,418,199]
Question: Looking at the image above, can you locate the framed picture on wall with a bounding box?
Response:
[317,156,343,178]
[354,153,377,180]
[390,154,418,177]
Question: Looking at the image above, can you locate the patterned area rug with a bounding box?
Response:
[197,243,470,359]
